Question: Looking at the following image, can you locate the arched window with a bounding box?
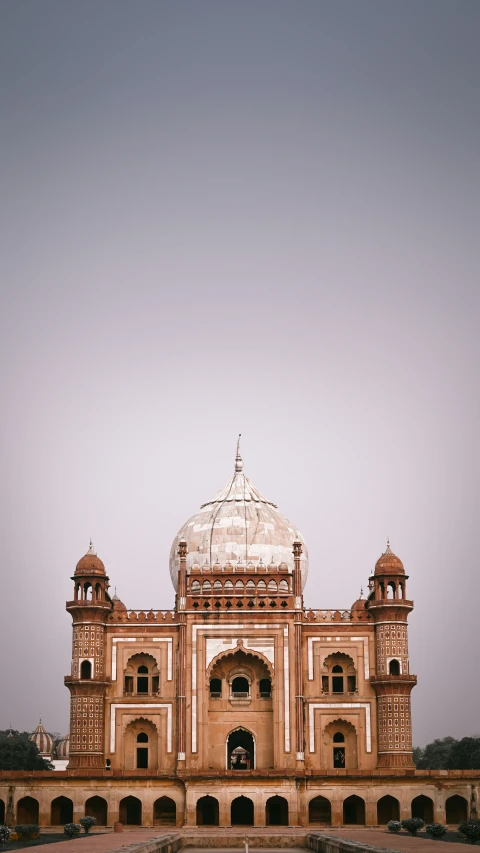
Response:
[387,582,396,599]
[191,580,200,594]
[213,580,222,592]
[202,579,211,593]
[332,731,345,767]
[322,653,357,694]
[332,665,344,693]
[224,579,234,591]
[259,678,271,698]
[279,579,289,592]
[124,654,160,696]
[246,580,255,592]
[257,579,266,591]
[389,658,400,675]
[209,677,222,698]
[268,579,277,592]
[136,732,148,768]
[84,583,93,601]
[80,660,92,679]
[231,676,249,698]
[235,580,244,591]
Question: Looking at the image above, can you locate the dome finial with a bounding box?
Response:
[87,539,96,555]
[235,434,243,472]
[385,537,392,554]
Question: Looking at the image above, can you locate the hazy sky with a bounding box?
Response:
[0,1,479,747]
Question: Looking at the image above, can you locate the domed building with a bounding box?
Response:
[30,719,54,761]
[3,444,472,831]
[169,440,308,589]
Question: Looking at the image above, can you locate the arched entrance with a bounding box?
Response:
[377,795,400,824]
[196,796,219,826]
[85,796,108,825]
[446,795,468,824]
[266,796,288,826]
[154,797,176,826]
[412,795,434,823]
[119,795,142,825]
[17,797,39,824]
[309,796,331,825]
[231,796,254,826]
[343,795,365,825]
[227,728,255,769]
[51,796,73,825]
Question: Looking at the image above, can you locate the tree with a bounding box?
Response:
[413,735,480,770]
[0,730,53,771]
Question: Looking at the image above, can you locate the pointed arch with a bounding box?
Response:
[226,726,256,769]
[206,643,274,679]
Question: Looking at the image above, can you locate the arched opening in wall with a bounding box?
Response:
[322,653,357,695]
[333,731,345,768]
[308,796,332,825]
[84,582,93,601]
[17,797,39,825]
[51,796,73,825]
[387,582,396,599]
[80,659,92,679]
[389,659,400,676]
[124,718,158,772]
[95,583,102,600]
[119,796,142,826]
[411,795,434,823]
[266,796,288,826]
[75,583,81,599]
[231,676,249,698]
[343,795,365,825]
[227,728,255,769]
[445,795,468,824]
[153,797,176,826]
[398,582,404,599]
[323,720,358,770]
[196,796,219,826]
[377,796,400,824]
[231,796,254,826]
[136,732,149,769]
[0,800,5,824]
[379,581,385,599]
[85,796,108,825]
[259,677,272,698]
[209,677,222,697]
[124,653,160,696]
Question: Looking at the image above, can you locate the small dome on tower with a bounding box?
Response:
[375,540,404,574]
[75,541,105,576]
[30,718,54,758]
[112,591,127,612]
[56,734,69,759]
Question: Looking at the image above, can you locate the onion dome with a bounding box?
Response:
[351,588,367,612]
[74,540,105,576]
[56,734,70,759]
[30,718,54,758]
[169,438,308,589]
[375,540,404,574]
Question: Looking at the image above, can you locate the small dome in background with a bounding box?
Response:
[375,540,404,574]
[75,541,105,576]
[56,733,69,759]
[112,591,127,612]
[30,718,54,758]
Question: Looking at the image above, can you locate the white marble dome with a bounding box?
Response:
[169,444,308,590]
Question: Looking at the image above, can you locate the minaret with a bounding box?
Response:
[367,541,417,768]
[64,542,111,769]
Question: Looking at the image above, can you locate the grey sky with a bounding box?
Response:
[0,1,479,746]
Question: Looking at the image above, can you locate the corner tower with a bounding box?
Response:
[64,542,111,769]
[367,541,417,768]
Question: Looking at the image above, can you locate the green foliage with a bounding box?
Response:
[426,823,447,839]
[64,823,82,838]
[387,820,402,833]
[14,824,39,840]
[401,818,425,835]
[79,816,96,834]
[458,820,480,844]
[0,729,53,771]
[413,735,480,769]
[0,826,11,847]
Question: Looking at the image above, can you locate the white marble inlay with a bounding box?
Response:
[307,636,370,681]
[109,703,172,753]
[111,637,173,681]
[284,626,290,753]
[205,636,275,668]
[308,702,371,753]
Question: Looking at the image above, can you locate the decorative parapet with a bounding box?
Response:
[108,610,176,623]
[303,609,373,622]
